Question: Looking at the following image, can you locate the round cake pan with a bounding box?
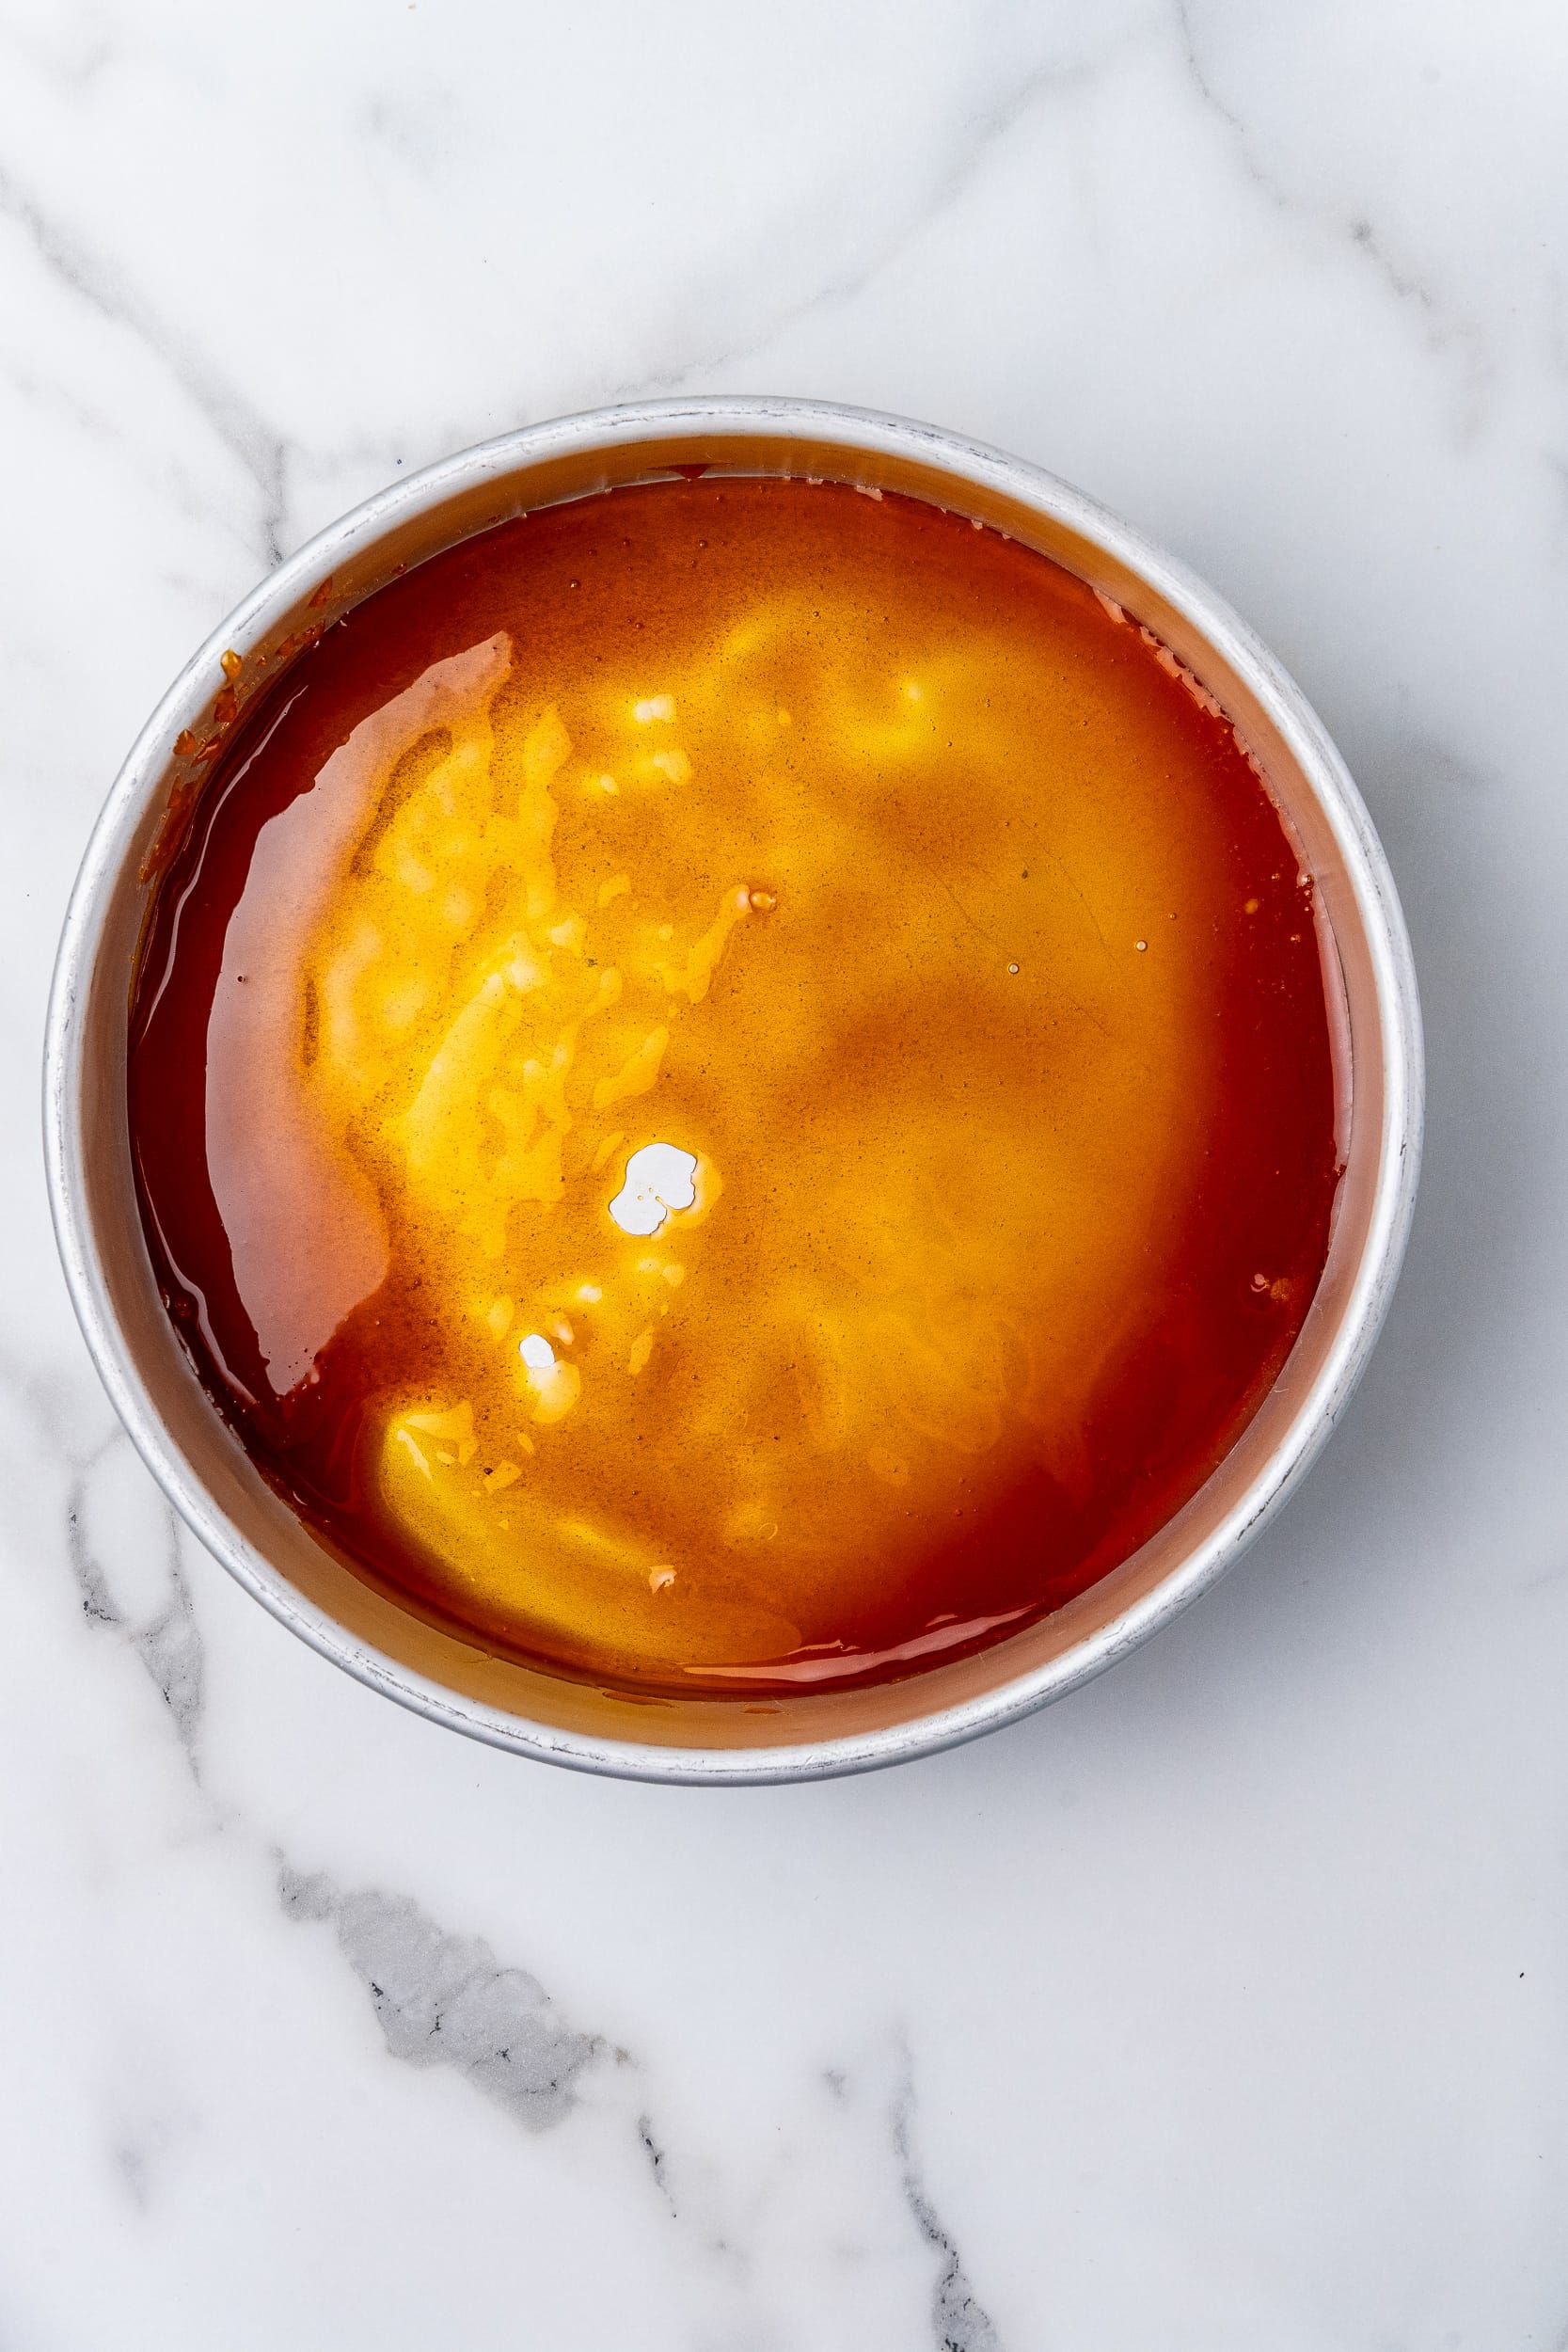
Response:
[42,397,1423,1782]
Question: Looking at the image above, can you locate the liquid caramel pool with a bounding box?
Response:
[128,476,1340,1694]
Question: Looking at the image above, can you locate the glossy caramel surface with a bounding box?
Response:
[129,478,1340,1693]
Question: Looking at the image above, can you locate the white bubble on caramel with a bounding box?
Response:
[609,1142,699,1237]
[518,1328,581,1423]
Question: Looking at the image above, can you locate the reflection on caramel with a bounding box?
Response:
[128,478,1340,1695]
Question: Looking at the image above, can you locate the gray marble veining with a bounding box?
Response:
[278,1868,600,2132]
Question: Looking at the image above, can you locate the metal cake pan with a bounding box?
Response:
[42,397,1423,1782]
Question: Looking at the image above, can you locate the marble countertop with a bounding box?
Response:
[5,2,1566,2344]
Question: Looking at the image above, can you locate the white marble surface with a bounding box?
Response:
[4,1,1567,2343]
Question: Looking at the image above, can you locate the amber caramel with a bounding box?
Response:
[128,478,1340,1694]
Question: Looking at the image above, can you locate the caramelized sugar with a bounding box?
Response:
[129,478,1340,1695]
